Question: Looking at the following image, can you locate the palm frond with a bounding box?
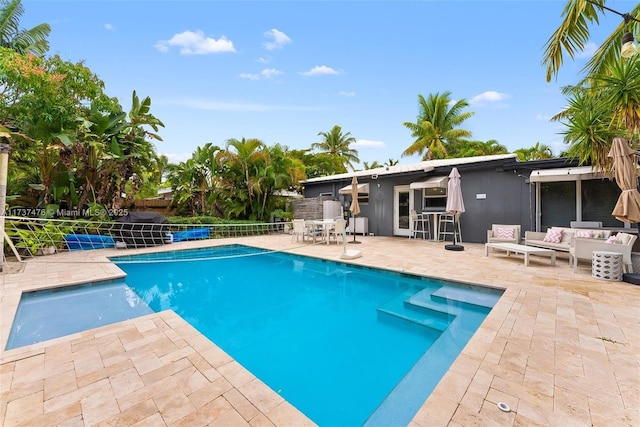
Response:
[542,0,602,82]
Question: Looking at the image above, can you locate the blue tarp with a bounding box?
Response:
[172,228,210,242]
[64,234,115,251]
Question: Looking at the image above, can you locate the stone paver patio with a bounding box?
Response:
[1,235,639,426]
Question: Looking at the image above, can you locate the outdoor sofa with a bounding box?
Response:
[525,226,612,252]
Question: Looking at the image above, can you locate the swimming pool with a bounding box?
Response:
[111,244,502,426]
[6,244,502,426]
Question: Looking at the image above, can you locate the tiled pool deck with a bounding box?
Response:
[1,235,639,426]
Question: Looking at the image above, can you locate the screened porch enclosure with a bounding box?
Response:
[537,179,624,230]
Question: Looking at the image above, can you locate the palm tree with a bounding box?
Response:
[109,91,164,207]
[0,0,51,56]
[513,143,556,162]
[167,143,222,215]
[590,55,640,136]
[448,139,508,158]
[217,138,268,219]
[552,87,621,170]
[402,92,474,160]
[363,161,383,170]
[529,142,555,160]
[543,0,639,82]
[311,125,360,172]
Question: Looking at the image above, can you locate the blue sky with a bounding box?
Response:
[23,0,636,166]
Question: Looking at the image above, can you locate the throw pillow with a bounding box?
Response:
[543,228,563,243]
[616,233,632,245]
[575,230,592,238]
[496,228,515,239]
[605,235,618,244]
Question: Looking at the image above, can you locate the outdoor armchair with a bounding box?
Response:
[487,224,521,244]
[570,232,637,272]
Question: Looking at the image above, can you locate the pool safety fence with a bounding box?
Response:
[1,216,299,260]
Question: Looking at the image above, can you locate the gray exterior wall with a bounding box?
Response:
[302,160,534,243]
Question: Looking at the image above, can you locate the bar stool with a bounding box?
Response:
[409,210,431,239]
[438,213,462,242]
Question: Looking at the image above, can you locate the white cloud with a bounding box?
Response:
[577,41,598,58]
[469,91,510,106]
[536,113,551,121]
[239,68,284,80]
[164,152,191,163]
[299,65,340,76]
[339,91,356,97]
[154,30,236,55]
[104,23,114,31]
[239,73,260,81]
[264,29,291,50]
[256,56,270,64]
[353,139,385,148]
[261,68,283,79]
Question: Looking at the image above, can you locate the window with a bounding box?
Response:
[540,181,576,229]
[582,179,622,227]
[422,187,447,210]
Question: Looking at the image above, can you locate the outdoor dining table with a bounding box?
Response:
[310,219,336,245]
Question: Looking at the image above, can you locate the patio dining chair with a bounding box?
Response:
[329,218,347,244]
[291,219,306,242]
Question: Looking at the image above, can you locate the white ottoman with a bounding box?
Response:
[592,251,623,281]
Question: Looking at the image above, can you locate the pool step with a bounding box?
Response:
[405,289,456,314]
[431,285,501,309]
[377,294,452,333]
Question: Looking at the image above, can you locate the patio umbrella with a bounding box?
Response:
[444,167,465,251]
[609,137,640,223]
[349,175,361,244]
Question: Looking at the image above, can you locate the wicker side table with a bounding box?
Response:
[592,251,623,281]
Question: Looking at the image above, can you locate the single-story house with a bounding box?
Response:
[299,154,630,243]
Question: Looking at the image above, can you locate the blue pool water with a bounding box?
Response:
[111,245,502,426]
[7,244,503,426]
[6,280,153,349]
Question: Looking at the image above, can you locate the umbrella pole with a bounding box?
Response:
[444,214,464,251]
[349,213,361,244]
